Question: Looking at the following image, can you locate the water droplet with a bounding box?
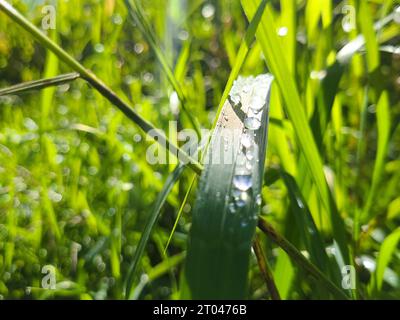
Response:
[242,85,251,93]
[233,174,252,191]
[24,118,38,131]
[170,91,180,114]
[202,4,215,19]
[235,191,249,207]
[229,93,241,106]
[241,133,253,149]
[395,6,400,24]
[250,95,265,111]
[245,161,253,171]
[112,14,123,25]
[94,43,105,53]
[122,182,134,191]
[232,188,242,198]
[248,108,263,120]
[256,194,262,206]
[48,190,62,202]
[236,199,246,207]
[228,202,236,213]
[342,21,354,33]
[178,30,189,41]
[310,70,327,80]
[240,220,249,228]
[296,197,305,209]
[245,147,255,161]
[236,153,247,166]
[244,117,261,130]
[277,26,288,37]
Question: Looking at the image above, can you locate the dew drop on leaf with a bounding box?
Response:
[233,174,252,191]
[244,117,261,130]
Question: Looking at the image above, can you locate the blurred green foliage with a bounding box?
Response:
[0,0,399,299]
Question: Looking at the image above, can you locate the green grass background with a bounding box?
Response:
[0,0,399,299]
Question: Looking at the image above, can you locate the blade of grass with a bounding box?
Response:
[125,164,186,299]
[164,0,269,253]
[0,73,80,96]
[358,1,380,73]
[164,173,196,253]
[211,0,268,130]
[279,0,296,75]
[0,0,202,175]
[361,91,391,222]
[185,74,273,299]
[241,0,349,265]
[336,11,395,65]
[273,248,294,299]
[373,228,400,293]
[312,11,395,148]
[257,218,348,299]
[253,234,281,300]
[280,171,333,277]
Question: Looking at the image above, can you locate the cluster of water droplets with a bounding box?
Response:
[226,75,273,225]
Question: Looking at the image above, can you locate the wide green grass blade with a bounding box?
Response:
[241,0,349,264]
[185,74,273,299]
[165,0,269,253]
[0,73,80,96]
[125,164,186,299]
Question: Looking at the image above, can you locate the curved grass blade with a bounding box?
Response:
[361,91,390,222]
[125,164,186,299]
[257,218,348,300]
[280,171,332,275]
[0,73,80,97]
[373,228,400,293]
[185,74,273,299]
[0,0,202,175]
